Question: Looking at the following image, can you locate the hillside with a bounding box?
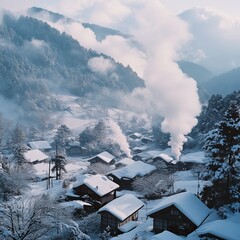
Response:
[203,67,240,96]
[178,61,213,83]
[0,11,144,117]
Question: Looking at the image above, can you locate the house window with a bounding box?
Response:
[155,219,168,230]
[171,209,179,215]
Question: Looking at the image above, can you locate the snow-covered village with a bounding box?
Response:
[0,1,240,240]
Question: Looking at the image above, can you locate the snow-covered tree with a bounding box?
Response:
[54,124,72,151]
[13,144,28,168]
[201,101,240,208]
[51,154,67,180]
[11,123,26,149]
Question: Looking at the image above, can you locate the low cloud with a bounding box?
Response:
[88,56,116,76]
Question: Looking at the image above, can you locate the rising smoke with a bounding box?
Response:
[129,1,202,159]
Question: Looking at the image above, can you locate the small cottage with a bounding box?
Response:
[108,161,156,187]
[147,192,211,236]
[60,200,93,215]
[27,141,52,152]
[73,174,119,207]
[98,194,144,235]
[24,149,49,164]
[89,151,115,165]
[66,142,83,156]
[115,157,135,168]
[195,219,240,240]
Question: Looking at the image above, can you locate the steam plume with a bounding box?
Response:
[108,119,132,158]
[130,1,201,159]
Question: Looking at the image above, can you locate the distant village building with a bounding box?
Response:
[147,192,211,236]
[72,174,119,208]
[24,149,49,164]
[115,157,135,168]
[128,132,142,140]
[27,141,52,152]
[89,151,115,165]
[66,142,83,156]
[108,161,156,187]
[152,153,174,164]
[195,219,240,240]
[98,194,144,235]
[60,200,93,214]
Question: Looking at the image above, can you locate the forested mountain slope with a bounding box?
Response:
[0,12,144,114]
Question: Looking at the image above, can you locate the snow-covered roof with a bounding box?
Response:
[151,230,184,240]
[179,151,206,163]
[109,161,156,180]
[28,141,52,150]
[196,219,240,240]
[90,151,115,163]
[60,200,91,209]
[24,149,49,163]
[147,192,211,226]
[155,153,174,163]
[116,157,135,166]
[73,174,119,196]
[98,194,144,221]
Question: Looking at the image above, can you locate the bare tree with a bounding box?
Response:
[0,195,90,240]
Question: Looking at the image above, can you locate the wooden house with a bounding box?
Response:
[98,194,144,235]
[27,141,52,152]
[24,149,49,164]
[195,219,240,240]
[89,151,115,165]
[66,142,83,156]
[147,192,211,236]
[107,160,156,188]
[73,174,119,208]
[115,157,135,168]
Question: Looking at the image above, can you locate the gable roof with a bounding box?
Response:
[28,141,52,150]
[147,192,211,227]
[60,200,91,209]
[154,153,174,163]
[24,149,49,163]
[109,161,156,180]
[151,230,184,240]
[90,151,115,164]
[73,174,119,197]
[98,194,144,221]
[116,157,135,166]
[196,219,240,240]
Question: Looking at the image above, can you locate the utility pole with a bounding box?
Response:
[48,159,51,189]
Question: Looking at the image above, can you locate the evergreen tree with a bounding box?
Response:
[51,154,67,180]
[13,144,27,168]
[11,123,26,149]
[201,101,240,208]
[54,125,71,151]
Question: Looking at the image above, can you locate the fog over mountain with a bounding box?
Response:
[0,10,144,121]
